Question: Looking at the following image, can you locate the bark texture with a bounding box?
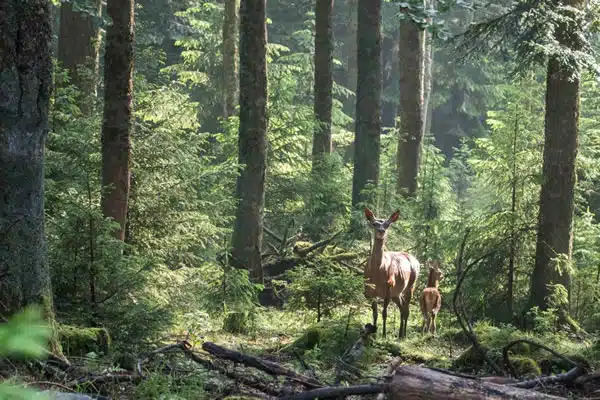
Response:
[0,0,53,315]
[223,0,240,118]
[231,0,268,283]
[101,0,135,241]
[396,7,425,196]
[343,0,358,121]
[531,0,583,310]
[351,0,382,206]
[422,0,435,135]
[312,0,334,160]
[388,365,564,399]
[57,0,102,108]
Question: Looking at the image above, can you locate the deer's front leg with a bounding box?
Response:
[371,300,378,329]
[382,297,390,337]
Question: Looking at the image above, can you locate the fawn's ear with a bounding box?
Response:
[388,210,400,223]
[364,207,375,222]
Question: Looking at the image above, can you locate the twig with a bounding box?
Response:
[26,381,75,393]
[264,226,284,243]
[279,383,387,400]
[452,248,505,376]
[137,342,189,377]
[511,365,586,389]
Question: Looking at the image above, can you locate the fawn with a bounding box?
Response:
[420,260,443,335]
[363,208,420,338]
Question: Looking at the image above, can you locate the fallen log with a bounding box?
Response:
[388,365,565,399]
[201,341,322,389]
[279,383,386,400]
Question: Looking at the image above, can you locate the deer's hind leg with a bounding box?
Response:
[398,289,413,339]
[431,312,438,336]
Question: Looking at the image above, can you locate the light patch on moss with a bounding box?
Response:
[57,324,111,357]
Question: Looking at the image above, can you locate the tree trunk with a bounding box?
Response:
[231,0,268,283]
[396,6,425,196]
[343,0,358,122]
[422,0,435,135]
[57,0,102,113]
[312,0,334,161]
[101,0,135,241]
[388,366,564,399]
[0,0,61,354]
[381,30,399,128]
[530,0,583,311]
[223,0,240,118]
[351,0,382,206]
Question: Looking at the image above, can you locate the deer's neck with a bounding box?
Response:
[427,274,439,288]
[369,238,385,269]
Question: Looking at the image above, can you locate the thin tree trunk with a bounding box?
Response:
[381,31,399,128]
[422,0,435,135]
[508,104,518,319]
[312,0,334,162]
[396,5,425,196]
[343,0,358,122]
[531,0,583,311]
[0,0,62,355]
[223,0,240,118]
[58,0,102,113]
[351,0,382,206]
[101,0,135,241]
[231,0,268,283]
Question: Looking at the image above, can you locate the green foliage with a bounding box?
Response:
[284,258,364,321]
[0,307,51,399]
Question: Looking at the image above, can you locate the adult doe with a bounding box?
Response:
[420,260,443,335]
[363,208,420,338]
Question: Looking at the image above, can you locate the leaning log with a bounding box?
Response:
[202,342,322,389]
[388,365,565,399]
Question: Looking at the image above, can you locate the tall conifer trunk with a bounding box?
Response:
[231,0,268,283]
[531,0,584,311]
[312,0,334,161]
[351,0,382,207]
[396,4,425,196]
[58,0,102,113]
[101,0,135,241]
[223,0,240,118]
[0,0,62,355]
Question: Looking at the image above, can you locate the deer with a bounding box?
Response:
[420,260,443,335]
[363,208,420,339]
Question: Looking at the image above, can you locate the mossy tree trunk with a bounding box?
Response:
[58,0,102,114]
[396,3,425,196]
[223,0,240,118]
[312,0,334,163]
[351,0,382,207]
[530,0,584,312]
[101,0,134,242]
[231,0,268,283]
[0,0,62,355]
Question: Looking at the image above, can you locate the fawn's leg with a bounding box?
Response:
[432,312,437,336]
[421,312,427,334]
[382,297,390,337]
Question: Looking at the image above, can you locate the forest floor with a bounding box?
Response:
[28,304,598,399]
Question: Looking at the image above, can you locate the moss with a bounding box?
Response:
[510,356,541,377]
[453,345,491,371]
[58,324,111,357]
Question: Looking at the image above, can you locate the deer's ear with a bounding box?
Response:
[364,207,375,222]
[388,210,400,223]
